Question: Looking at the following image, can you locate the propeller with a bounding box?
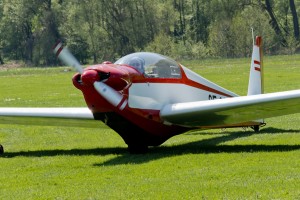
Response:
[53,41,83,74]
[52,41,123,108]
[93,81,123,107]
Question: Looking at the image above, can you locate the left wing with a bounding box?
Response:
[0,107,100,128]
[160,90,300,127]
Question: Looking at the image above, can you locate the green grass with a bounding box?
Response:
[0,55,300,199]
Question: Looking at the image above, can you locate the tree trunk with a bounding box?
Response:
[289,0,299,40]
[0,53,4,64]
[264,0,287,46]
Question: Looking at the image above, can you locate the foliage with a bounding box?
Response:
[208,6,277,58]
[144,32,174,56]
[1,0,300,65]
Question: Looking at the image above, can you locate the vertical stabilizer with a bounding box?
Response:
[247,36,264,127]
[247,36,264,95]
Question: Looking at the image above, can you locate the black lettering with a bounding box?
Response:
[208,94,217,100]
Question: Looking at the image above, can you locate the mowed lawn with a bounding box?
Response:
[0,55,299,199]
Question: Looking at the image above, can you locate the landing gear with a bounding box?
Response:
[0,144,4,154]
[128,145,148,154]
[251,125,260,132]
[251,123,266,133]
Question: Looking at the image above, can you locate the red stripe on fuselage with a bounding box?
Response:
[185,80,232,97]
[132,76,232,97]
[125,64,233,98]
[254,67,261,71]
[171,68,233,97]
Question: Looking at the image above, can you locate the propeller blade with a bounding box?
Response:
[53,41,83,74]
[93,81,123,107]
[52,41,124,108]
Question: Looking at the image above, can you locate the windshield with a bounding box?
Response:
[115,52,182,78]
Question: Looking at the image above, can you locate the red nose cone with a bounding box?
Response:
[81,70,99,86]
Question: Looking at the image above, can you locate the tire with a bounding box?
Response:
[252,125,260,132]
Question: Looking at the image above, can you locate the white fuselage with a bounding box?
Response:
[128,66,238,110]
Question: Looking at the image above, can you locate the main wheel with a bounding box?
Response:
[252,125,260,132]
[0,144,4,154]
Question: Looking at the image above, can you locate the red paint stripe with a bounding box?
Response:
[254,67,261,71]
[55,46,63,57]
[52,40,61,50]
[131,65,233,97]
[133,78,232,97]
[256,36,262,46]
[117,97,127,110]
[188,81,232,97]
[179,69,233,97]
[254,60,260,65]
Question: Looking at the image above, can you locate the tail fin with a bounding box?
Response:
[247,36,264,96]
[247,36,265,128]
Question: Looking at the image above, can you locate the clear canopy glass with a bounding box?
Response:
[115,52,182,78]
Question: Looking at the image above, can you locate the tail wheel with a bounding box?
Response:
[251,125,260,132]
[251,123,266,132]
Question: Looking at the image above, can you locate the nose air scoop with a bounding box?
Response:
[81,70,100,86]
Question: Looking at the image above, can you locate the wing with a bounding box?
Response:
[160,90,300,127]
[0,107,100,128]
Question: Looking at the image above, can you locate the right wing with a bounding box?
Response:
[160,90,300,127]
[0,107,101,128]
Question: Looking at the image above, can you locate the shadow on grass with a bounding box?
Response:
[96,129,300,166]
[2,128,300,166]
[187,127,300,135]
[259,127,300,134]
[1,147,127,158]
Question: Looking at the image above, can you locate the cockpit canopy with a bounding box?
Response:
[115,52,182,78]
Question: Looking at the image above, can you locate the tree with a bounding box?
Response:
[0,0,61,65]
[0,0,299,65]
[261,0,287,46]
[173,0,186,41]
[189,0,210,43]
[0,1,4,64]
[32,0,61,65]
[230,6,276,57]
[0,1,32,61]
[289,0,299,40]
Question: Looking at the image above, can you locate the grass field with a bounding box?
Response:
[0,55,299,199]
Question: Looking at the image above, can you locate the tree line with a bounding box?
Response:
[0,0,300,66]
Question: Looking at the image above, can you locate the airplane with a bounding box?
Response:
[0,36,299,154]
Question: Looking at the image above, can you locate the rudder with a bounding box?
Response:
[247,36,264,96]
[247,36,264,127]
